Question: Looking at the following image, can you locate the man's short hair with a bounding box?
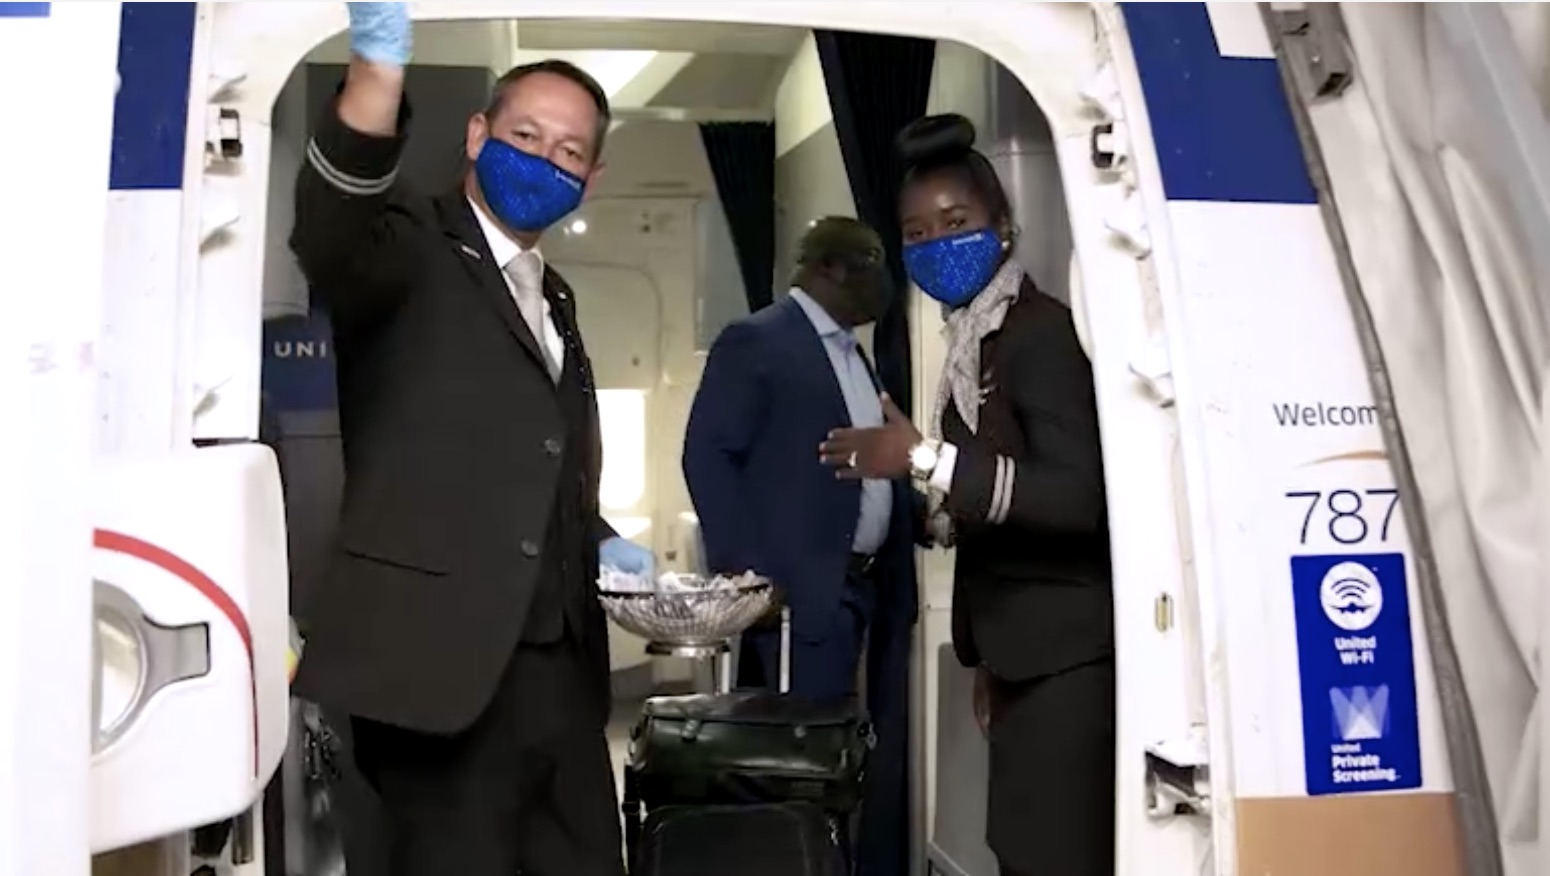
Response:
[797,216,881,266]
[791,216,883,286]
[483,59,613,159]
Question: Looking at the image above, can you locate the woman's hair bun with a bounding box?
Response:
[895,113,978,170]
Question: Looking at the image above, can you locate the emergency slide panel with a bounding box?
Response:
[89,445,289,853]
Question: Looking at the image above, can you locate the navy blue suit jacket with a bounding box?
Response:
[683,296,918,642]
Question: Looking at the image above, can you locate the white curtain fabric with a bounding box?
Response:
[1307,5,1549,874]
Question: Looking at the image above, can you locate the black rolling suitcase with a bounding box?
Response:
[633,802,847,876]
[622,609,873,873]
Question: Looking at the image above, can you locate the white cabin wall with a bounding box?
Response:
[774,34,833,158]
[985,65,1072,306]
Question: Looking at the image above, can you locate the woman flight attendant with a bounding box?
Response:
[819,113,1116,876]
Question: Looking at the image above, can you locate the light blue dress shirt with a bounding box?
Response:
[789,289,893,555]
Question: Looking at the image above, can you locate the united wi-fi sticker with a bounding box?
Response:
[1289,551,1423,795]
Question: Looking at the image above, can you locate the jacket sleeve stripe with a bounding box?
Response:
[306,137,398,197]
[988,455,1016,525]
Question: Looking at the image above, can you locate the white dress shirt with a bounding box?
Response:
[468,197,566,372]
[789,288,893,555]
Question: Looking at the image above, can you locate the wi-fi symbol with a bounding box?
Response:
[1319,562,1384,630]
[1330,578,1371,604]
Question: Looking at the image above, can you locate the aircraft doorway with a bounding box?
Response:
[96,5,1215,876]
[249,18,1133,876]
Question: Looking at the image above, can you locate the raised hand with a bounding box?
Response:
[346,2,413,67]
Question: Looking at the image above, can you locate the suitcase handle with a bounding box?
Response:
[779,606,791,694]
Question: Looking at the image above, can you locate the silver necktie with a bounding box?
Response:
[503,251,560,382]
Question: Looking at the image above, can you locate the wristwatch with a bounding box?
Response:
[908,438,943,483]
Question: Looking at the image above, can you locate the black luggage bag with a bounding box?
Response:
[632,802,847,876]
[622,609,874,869]
[628,690,872,811]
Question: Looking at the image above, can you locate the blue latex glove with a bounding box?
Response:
[600,536,655,578]
[346,3,413,67]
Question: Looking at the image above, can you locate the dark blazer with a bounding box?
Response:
[683,295,918,642]
[288,93,614,735]
[942,276,1113,682]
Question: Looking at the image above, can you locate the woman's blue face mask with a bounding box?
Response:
[473,138,586,232]
[903,229,1006,308]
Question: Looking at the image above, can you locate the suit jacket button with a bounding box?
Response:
[520,540,540,559]
[543,437,563,456]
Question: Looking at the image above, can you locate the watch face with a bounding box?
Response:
[911,444,938,470]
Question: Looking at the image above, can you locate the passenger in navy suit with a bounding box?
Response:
[684,216,916,698]
[682,217,918,876]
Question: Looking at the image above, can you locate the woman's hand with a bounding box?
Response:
[972,665,997,737]
[819,394,922,480]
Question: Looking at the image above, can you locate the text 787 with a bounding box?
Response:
[1284,488,1401,546]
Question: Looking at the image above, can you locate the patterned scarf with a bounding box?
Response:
[932,259,1026,436]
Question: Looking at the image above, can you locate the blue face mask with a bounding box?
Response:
[903,229,1006,308]
[473,138,586,232]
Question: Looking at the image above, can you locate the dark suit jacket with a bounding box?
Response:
[288,92,615,735]
[943,277,1114,682]
[683,296,918,643]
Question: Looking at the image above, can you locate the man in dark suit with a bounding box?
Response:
[682,217,918,876]
[288,6,650,875]
[684,216,916,696]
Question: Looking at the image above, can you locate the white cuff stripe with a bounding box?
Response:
[988,455,1015,524]
[988,457,1005,523]
[928,442,958,495]
[306,138,398,196]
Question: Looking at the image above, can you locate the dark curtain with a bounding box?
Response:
[698,121,777,313]
[814,31,936,418]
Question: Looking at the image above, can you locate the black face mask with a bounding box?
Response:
[836,257,892,326]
